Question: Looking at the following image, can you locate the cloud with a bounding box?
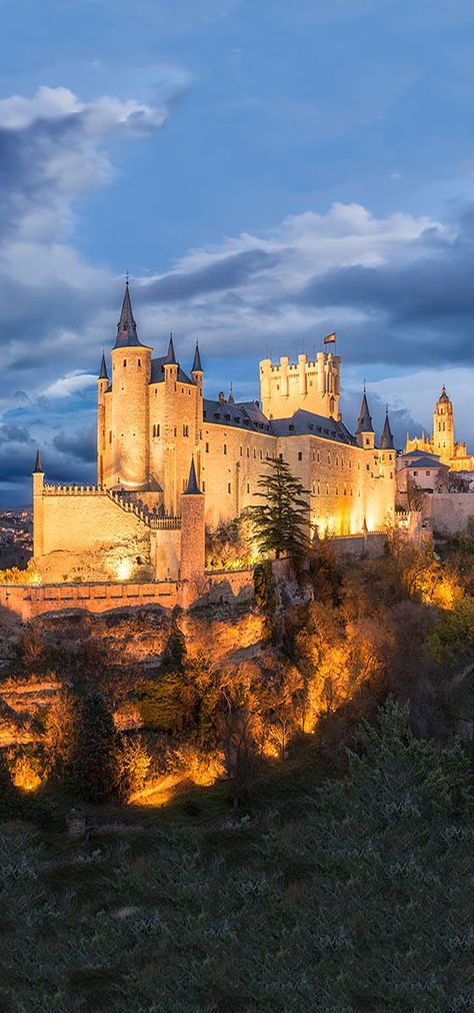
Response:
[1,79,474,505]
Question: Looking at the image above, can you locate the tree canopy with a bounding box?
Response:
[247,457,310,562]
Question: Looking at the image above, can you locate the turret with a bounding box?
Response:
[163,333,178,382]
[356,386,375,450]
[110,279,152,489]
[97,352,108,486]
[180,458,205,602]
[32,449,44,558]
[380,408,394,451]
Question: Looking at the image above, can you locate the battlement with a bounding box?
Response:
[259,351,341,421]
[42,483,180,530]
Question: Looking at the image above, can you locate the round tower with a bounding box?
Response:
[432,386,454,465]
[110,280,152,490]
[97,351,108,487]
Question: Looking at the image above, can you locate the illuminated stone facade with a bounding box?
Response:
[33,284,396,582]
[405,386,474,472]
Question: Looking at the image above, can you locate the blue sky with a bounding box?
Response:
[2,0,474,505]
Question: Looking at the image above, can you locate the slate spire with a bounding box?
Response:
[98,351,108,380]
[114,278,142,348]
[356,386,374,434]
[192,340,202,373]
[380,407,394,450]
[183,457,202,494]
[33,448,43,473]
[164,332,177,365]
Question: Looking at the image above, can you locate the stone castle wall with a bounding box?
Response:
[421,492,474,535]
[35,486,182,583]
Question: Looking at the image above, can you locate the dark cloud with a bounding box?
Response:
[299,210,474,365]
[141,249,279,303]
[52,425,96,464]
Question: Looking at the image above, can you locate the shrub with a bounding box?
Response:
[116,736,151,801]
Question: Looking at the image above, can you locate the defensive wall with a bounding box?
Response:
[420,492,474,535]
[0,532,387,621]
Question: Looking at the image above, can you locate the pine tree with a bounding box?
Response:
[0,750,21,820]
[247,458,310,563]
[70,691,119,803]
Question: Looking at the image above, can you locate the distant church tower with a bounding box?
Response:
[432,386,454,465]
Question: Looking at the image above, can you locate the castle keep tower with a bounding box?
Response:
[432,386,455,465]
[109,281,152,489]
[260,351,341,420]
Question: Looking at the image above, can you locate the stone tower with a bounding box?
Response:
[356,387,375,450]
[110,280,152,489]
[259,351,341,420]
[432,386,455,465]
[180,457,205,602]
[97,352,108,487]
[32,449,44,558]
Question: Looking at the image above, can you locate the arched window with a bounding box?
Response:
[123,359,127,367]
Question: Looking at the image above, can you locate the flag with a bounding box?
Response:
[323,332,336,344]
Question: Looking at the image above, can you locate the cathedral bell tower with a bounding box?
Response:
[110,279,152,490]
[432,386,454,465]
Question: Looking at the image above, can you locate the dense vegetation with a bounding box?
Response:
[1,525,474,1011]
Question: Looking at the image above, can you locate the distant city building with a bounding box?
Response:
[405,386,474,471]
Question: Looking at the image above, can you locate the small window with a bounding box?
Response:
[240,446,243,457]
[298,451,302,461]
[247,482,250,493]
[206,442,209,453]
[123,359,127,367]
[247,447,250,458]
[138,359,141,367]
[183,424,189,437]
[227,482,231,494]
[109,431,112,444]
[224,444,227,455]
[279,453,283,460]
[202,481,206,492]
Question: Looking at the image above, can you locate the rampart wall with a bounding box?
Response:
[0,532,387,621]
[421,492,474,535]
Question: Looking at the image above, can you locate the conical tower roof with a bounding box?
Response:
[164,332,177,365]
[114,279,142,348]
[438,385,450,405]
[192,341,202,373]
[380,408,394,450]
[356,389,374,434]
[98,351,108,380]
[183,458,202,494]
[33,448,43,473]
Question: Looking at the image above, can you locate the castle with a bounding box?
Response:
[32,282,395,585]
[405,386,474,472]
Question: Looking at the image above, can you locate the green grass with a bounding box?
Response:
[1,702,473,1013]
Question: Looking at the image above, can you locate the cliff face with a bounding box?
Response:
[0,599,268,746]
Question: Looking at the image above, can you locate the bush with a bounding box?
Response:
[116,736,151,801]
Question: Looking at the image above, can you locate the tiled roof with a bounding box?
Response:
[203,398,272,432]
[203,403,356,444]
[150,356,194,385]
[271,409,356,444]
